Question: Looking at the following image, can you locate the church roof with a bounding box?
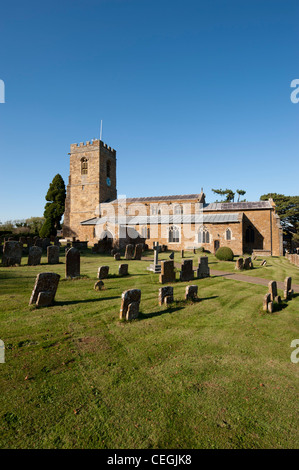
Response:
[109,193,204,204]
[203,201,272,211]
[81,213,240,226]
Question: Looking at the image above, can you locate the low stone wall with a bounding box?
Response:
[285,253,299,267]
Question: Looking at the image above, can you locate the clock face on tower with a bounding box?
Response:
[106,177,111,187]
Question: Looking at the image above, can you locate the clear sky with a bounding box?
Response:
[0,0,298,223]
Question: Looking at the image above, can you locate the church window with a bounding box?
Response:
[81,157,88,175]
[174,205,183,215]
[168,225,180,243]
[198,229,210,244]
[226,228,232,240]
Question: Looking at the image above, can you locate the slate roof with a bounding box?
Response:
[81,213,240,226]
[109,194,204,204]
[203,201,272,211]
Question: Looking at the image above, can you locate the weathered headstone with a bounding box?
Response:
[159,286,174,306]
[260,259,267,267]
[28,246,42,266]
[243,257,252,270]
[29,272,60,307]
[120,289,141,320]
[42,238,51,252]
[268,301,274,313]
[268,280,277,301]
[65,247,80,278]
[180,259,194,282]
[2,241,22,266]
[134,243,143,260]
[97,266,109,279]
[114,253,121,260]
[197,257,210,278]
[263,293,271,311]
[181,250,184,258]
[47,245,59,264]
[94,280,104,291]
[235,258,244,270]
[125,244,134,260]
[119,264,128,276]
[159,260,175,284]
[284,277,293,299]
[185,285,198,301]
[169,251,174,260]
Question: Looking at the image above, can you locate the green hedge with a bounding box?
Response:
[215,246,234,261]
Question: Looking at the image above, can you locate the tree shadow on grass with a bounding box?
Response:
[55,296,120,306]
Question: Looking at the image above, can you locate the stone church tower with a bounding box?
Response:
[63,139,117,239]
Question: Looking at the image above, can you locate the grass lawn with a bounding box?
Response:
[0,248,298,449]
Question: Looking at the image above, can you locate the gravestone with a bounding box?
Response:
[169,251,174,260]
[42,238,51,252]
[125,244,134,260]
[47,245,59,264]
[119,264,128,276]
[94,280,104,291]
[2,241,22,266]
[263,293,271,311]
[65,247,80,278]
[268,301,274,313]
[159,260,175,284]
[284,277,293,299]
[180,259,194,282]
[268,280,277,301]
[120,289,141,320]
[260,260,267,267]
[159,286,174,306]
[181,250,184,258]
[235,258,244,270]
[97,266,109,279]
[134,243,143,260]
[185,285,198,301]
[34,238,43,249]
[114,253,121,260]
[28,246,42,266]
[197,257,210,278]
[148,242,161,273]
[29,272,60,307]
[243,257,252,270]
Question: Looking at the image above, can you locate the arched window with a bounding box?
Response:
[245,226,255,243]
[198,229,210,244]
[107,160,111,178]
[174,205,183,215]
[226,228,231,241]
[81,157,88,175]
[168,225,180,243]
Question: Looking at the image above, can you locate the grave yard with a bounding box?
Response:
[0,248,298,449]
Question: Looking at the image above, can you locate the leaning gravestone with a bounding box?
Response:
[243,257,252,270]
[197,257,210,278]
[94,280,104,291]
[235,258,244,270]
[185,285,198,301]
[29,272,60,307]
[114,253,121,261]
[159,286,174,306]
[97,266,109,279]
[47,245,59,264]
[134,244,143,260]
[268,280,277,301]
[159,260,176,284]
[180,259,194,282]
[263,293,271,311]
[65,247,80,278]
[28,246,42,266]
[120,289,141,320]
[125,244,134,260]
[119,264,128,276]
[2,241,22,266]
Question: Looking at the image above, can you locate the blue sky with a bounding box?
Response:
[0,0,298,222]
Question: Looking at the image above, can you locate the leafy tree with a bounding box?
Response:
[212,188,235,202]
[236,189,246,202]
[260,193,299,232]
[40,174,66,238]
[25,217,45,235]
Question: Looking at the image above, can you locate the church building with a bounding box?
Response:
[63,139,283,257]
